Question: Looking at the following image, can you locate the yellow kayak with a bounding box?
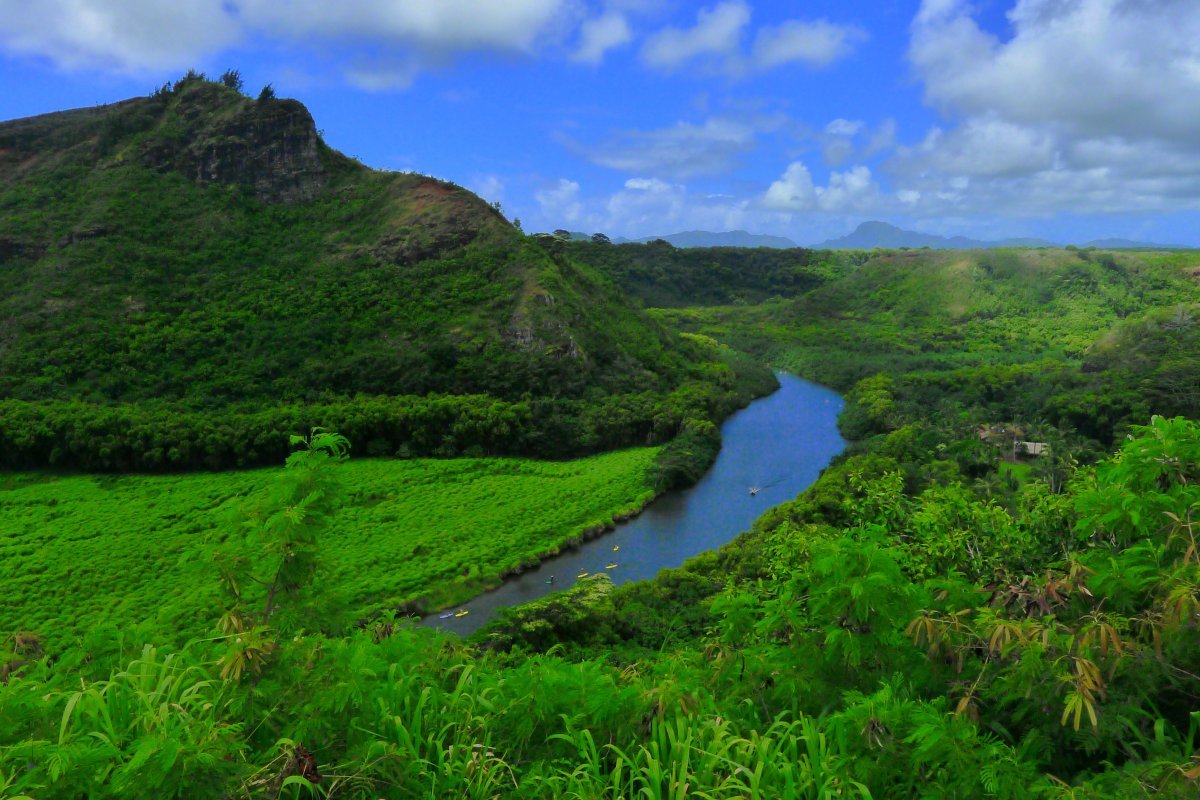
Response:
[606,563,618,570]
[454,610,469,618]
[576,571,589,578]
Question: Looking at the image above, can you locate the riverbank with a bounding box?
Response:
[422,372,845,636]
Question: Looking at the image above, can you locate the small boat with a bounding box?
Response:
[576,571,589,579]
[438,612,454,620]
[612,545,620,552]
[454,610,469,618]
[545,576,556,585]
[749,486,760,496]
[606,563,618,570]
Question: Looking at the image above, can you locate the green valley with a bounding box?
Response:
[4,71,1200,800]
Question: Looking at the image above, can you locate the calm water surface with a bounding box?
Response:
[421,372,844,635]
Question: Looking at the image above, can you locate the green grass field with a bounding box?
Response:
[0,448,658,650]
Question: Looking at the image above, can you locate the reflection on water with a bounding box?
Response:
[421,372,844,635]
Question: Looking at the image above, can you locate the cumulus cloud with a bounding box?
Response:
[911,0,1200,142]
[640,1,749,71]
[572,12,632,64]
[751,19,866,71]
[640,1,862,76]
[763,161,879,213]
[0,0,241,71]
[891,115,1058,178]
[889,0,1200,217]
[0,0,579,84]
[238,0,569,56]
[525,175,804,240]
[560,115,778,178]
[535,178,584,225]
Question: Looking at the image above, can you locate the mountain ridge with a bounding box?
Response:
[0,75,772,470]
[618,230,799,248]
[812,220,1189,250]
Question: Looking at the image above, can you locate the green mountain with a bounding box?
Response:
[0,75,770,470]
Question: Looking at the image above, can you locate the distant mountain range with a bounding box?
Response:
[811,221,1187,251]
[554,223,1187,251]
[811,222,1055,250]
[616,230,799,248]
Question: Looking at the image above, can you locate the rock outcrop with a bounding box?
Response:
[139,84,328,204]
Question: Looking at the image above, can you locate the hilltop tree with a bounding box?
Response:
[219,69,244,92]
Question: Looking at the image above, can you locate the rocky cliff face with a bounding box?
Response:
[0,80,331,205]
[139,83,328,204]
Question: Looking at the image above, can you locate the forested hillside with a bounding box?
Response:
[0,75,773,471]
[562,237,854,307]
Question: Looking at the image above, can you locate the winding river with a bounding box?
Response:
[421,372,845,636]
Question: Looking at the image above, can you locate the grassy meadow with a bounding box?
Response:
[0,447,658,650]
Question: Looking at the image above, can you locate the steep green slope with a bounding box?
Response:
[560,237,852,307]
[0,76,773,469]
[1084,303,1200,418]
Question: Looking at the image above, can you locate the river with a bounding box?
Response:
[421,372,845,635]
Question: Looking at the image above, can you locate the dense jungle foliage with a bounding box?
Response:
[0,75,772,471]
[4,411,1200,798]
[5,75,1200,798]
[560,238,855,307]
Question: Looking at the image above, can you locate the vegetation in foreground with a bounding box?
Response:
[0,445,658,653]
[3,416,1200,798]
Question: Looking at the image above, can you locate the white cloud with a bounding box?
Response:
[891,115,1058,178]
[641,2,861,76]
[818,165,877,211]
[911,0,1200,143]
[763,162,816,210]
[888,0,1200,218]
[751,19,866,71]
[525,175,798,240]
[238,0,570,55]
[763,161,879,213]
[0,0,241,71]
[572,12,632,64]
[535,178,584,224]
[561,115,776,178]
[640,1,749,71]
[0,0,579,85]
[825,118,863,137]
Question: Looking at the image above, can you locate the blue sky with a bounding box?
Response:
[3,0,1200,245]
